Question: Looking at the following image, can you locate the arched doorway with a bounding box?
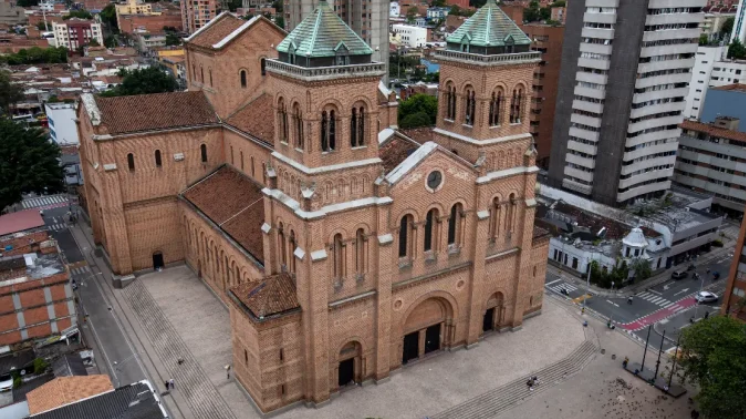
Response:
[152,252,164,270]
[483,292,505,333]
[402,297,453,364]
[337,341,362,389]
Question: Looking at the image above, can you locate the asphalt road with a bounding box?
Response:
[545,254,732,351]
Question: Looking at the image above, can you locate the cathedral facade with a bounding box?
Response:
[77,1,549,413]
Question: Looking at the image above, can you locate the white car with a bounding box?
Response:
[695,291,718,304]
[0,374,12,392]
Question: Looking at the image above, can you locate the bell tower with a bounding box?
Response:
[432,0,540,166]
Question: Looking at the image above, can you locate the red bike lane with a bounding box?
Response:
[619,297,698,331]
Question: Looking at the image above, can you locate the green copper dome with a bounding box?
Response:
[446,0,531,49]
[276,0,373,60]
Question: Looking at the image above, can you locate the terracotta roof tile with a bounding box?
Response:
[230,272,299,319]
[225,93,274,145]
[188,14,244,49]
[680,120,746,144]
[399,127,434,144]
[94,91,218,135]
[27,375,114,415]
[379,133,420,173]
[182,166,265,263]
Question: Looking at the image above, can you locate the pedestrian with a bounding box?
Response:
[164,380,169,390]
[169,378,174,389]
[705,311,710,319]
[225,365,231,380]
[526,378,534,391]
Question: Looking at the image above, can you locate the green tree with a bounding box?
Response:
[0,47,69,65]
[88,39,100,47]
[272,0,283,13]
[721,16,734,40]
[406,6,418,22]
[678,316,746,419]
[33,358,48,375]
[165,32,181,46]
[100,3,119,33]
[0,119,64,211]
[699,33,709,46]
[227,0,242,12]
[36,21,50,31]
[630,258,652,280]
[104,35,118,48]
[15,0,39,6]
[728,38,746,60]
[398,93,438,126]
[400,111,432,129]
[275,16,285,29]
[523,0,541,22]
[0,71,24,115]
[63,9,93,20]
[100,67,178,97]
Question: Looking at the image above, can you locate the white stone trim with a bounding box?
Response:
[477,210,490,220]
[263,188,392,220]
[525,198,537,207]
[261,223,271,234]
[173,153,185,162]
[476,166,539,184]
[185,11,231,42]
[378,234,393,245]
[80,93,101,126]
[212,16,259,49]
[386,142,438,184]
[91,134,112,141]
[378,127,395,144]
[433,128,532,146]
[378,80,392,97]
[103,163,117,171]
[271,152,382,175]
[294,247,305,260]
[311,249,327,261]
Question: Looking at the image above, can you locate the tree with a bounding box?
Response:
[721,16,734,40]
[104,35,118,48]
[100,67,178,97]
[699,33,710,46]
[63,9,93,20]
[15,0,39,6]
[630,258,652,281]
[0,119,64,211]
[100,4,119,33]
[88,39,100,47]
[678,316,746,419]
[272,0,283,13]
[0,47,68,65]
[400,111,432,129]
[523,0,541,22]
[227,0,241,11]
[398,93,438,126]
[728,38,746,60]
[275,16,285,29]
[165,32,181,46]
[0,71,24,115]
[36,21,50,31]
[406,6,418,22]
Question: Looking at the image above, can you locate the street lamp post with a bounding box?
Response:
[692,268,706,321]
[584,252,593,310]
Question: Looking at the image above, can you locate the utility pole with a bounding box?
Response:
[653,329,666,381]
[641,325,652,371]
[584,252,593,310]
[668,334,681,389]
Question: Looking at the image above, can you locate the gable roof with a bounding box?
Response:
[91,91,219,135]
[386,142,438,184]
[27,375,114,415]
[181,166,265,265]
[230,272,299,320]
[446,0,531,48]
[186,13,285,50]
[0,209,44,236]
[276,0,373,58]
[225,93,275,145]
[379,130,421,173]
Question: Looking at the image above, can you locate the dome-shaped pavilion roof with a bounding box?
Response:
[446,0,531,48]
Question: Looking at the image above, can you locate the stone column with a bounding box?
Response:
[466,209,490,346]
[373,202,393,382]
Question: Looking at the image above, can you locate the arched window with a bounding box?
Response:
[355,228,365,275]
[333,233,344,279]
[240,151,244,170]
[321,109,336,152]
[448,203,462,246]
[399,215,413,258]
[293,103,303,149]
[278,223,287,270]
[424,209,437,252]
[200,66,204,83]
[505,193,517,237]
[289,230,296,274]
[200,144,207,163]
[510,87,523,124]
[358,107,365,146]
[464,87,475,125]
[350,107,357,147]
[260,58,266,76]
[154,150,162,167]
[445,82,456,120]
[251,156,255,177]
[489,198,501,241]
[209,68,213,87]
[278,99,288,143]
[240,69,247,88]
[127,153,135,172]
[489,90,502,126]
[192,64,196,81]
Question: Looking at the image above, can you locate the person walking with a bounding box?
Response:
[164,380,169,390]
[168,379,175,389]
[225,365,231,380]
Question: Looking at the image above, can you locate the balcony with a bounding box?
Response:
[569,126,599,142]
[564,166,594,182]
[629,101,685,119]
[640,43,698,59]
[572,99,604,114]
[618,167,674,189]
[620,155,676,176]
[642,28,701,43]
[582,12,616,25]
[570,113,601,128]
[626,129,680,147]
[627,115,683,133]
[573,85,606,100]
[566,153,596,170]
[577,57,610,71]
[616,179,671,203]
[633,87,689,103]
[623,141,678,161]
[563,178,592,195]
[579,42,613,56]
[635,72,693,89]
[265,59,385,82]
[581,27,615,40]
[433,50,541,67]
[575,70,607,85]
[567,139,598,155]
[645,13,705,26]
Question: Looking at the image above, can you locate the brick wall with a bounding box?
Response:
[0,230,50,257]
[119,13,183,35]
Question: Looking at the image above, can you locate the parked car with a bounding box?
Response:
[695,291,718,304]
[0,373,12,392]
[671,270,687,280]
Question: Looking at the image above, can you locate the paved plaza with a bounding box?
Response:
[118,266,589,419]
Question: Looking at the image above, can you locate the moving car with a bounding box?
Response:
[695,291,718,304]
[671,270,687,280]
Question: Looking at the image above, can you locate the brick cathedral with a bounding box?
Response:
[77,0,549,413]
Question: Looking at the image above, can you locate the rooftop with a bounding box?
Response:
[446,0,531,48]
[225,93,275,145]
[378,131,421,173]
[27,375,113,415]
[229,272,300,320]
[89,91,219,135]
[0,210,44,237]
[680,120,746,144]
[712,83,746,93]
[181,166,265,265]
[276,0,373,58]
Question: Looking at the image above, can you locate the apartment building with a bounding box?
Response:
[549,0,705,207]
[181,0,217,33]
[52,19,104,50]
[685,45,746,120]
[391,23,428,48]
[732,0,746,43]
[283,0,389,64]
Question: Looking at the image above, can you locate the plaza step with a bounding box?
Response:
[123,279,237,419]
[431,340,597,419]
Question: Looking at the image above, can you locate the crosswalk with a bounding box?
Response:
[548,282,578,294]
[49,223,67,232]
[22,195,68,209]
[69,265,91,276]
[636,291,676,308]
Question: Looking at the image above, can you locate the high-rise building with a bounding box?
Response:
[723,212,746,321]
[731,0,746,42]
[283,0,389,64]
[181,0,217,34]
[52,19,104,50]
[548,0,706,207]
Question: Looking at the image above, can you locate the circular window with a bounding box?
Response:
[427,171,443,191]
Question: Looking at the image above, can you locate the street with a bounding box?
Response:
[545,252,732,351]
